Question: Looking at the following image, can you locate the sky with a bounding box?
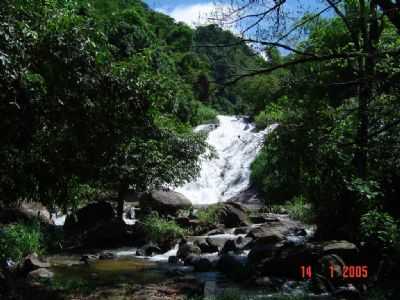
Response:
[143,0,328,29]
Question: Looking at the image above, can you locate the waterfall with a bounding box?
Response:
[175,115,277,205]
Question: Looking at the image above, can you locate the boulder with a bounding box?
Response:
[206,236,233,252]
[28,268,54,281]
[139,190,192,216]
[177,242,201,261]
[80,254,99,264]
[82,218,128,249]
[221,237,253,254]
[249,242,317,278]
[317,254,346,283]
[205,228,225,236]
[184,255,217,272]
[233,227,250,235]
[194,239,219,254]
[333,284,361,300]
[21,254,50,274]
[136,243,162,257]
[168,256,179,264]
[99,252,116,260]
[221,239,238,254]
[217,254,249,281]
[0,202,53,225]
[322,240,359,263]
[64,201,115,233]
[218,202,250,228]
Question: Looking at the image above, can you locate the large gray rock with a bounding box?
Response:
[218,202,250,228]
[140,190,192,216]
[217,254,249,281]
[177,242,201,261]
[64,201,115,233]
[322,240,359,263]
[21,253,50,274]
[28,268,54,280]
[0,202,53,225]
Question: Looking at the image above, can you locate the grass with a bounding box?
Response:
[0,221,43,262]
[284,196,315,224]
[196,204,222,225]
[188,289,314,300]
[143,212,187,245]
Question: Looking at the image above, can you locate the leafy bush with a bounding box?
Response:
[143,212,186,246]
[254,102,285,129]
[193,103,218,126]
[196,204,222,225]
[284,196,315,224]
[0,222,43,262]
[360,210,399,250]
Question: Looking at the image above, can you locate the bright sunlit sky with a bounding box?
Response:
[143,1,328,29]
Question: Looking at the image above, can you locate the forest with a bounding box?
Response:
[1,0,400,299]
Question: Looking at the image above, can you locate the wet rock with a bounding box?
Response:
[194,239,219,254]
[21,253,50,274]
[217,254,249,281]
[99,252,116,260]
[82,218,129,248]
[246,225,285,241]
[249,214,269,224]
[249,242,317,278]
[333,284,361,299]
[221,239,238,254]
[221,237,252,254]
[317,254,345,283]
[218,202,250,228]
[28,268,54,280]
[177,242,201,261]
[205,228,225,236]
[233,227,250,235]
[139,190,192,216]
[125,207,136,220]
[136,243,162,257]
[184,256,217,272]
[254,276,273,287]
[168,256,179,264]
[235,236,253,250]
[0,202,53,225]
[312,274,335,294]
[80,254,99,264]
[322,240,359,263]
[206,236,232,252]
[64,201,115,233]
[268,244,315,277]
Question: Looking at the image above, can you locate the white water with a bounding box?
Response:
[175,115,277,205]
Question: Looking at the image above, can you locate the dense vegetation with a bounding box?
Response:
[1,0,400,299]
[0,0,261,216]
[246,1,400,247]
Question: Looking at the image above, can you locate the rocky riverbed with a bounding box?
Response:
[2,193,387,300]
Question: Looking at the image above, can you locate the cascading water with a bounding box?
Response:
[175,115,277,205]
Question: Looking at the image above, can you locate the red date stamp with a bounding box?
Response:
[300,265,368,279]
[330,265,368,279]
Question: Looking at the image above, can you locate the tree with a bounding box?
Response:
[211,0,400,238]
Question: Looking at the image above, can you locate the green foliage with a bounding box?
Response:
[360,210,399,250]
[143,212,186,245]
[284,196,315,224]
[192,103,218,126]
[196,204,222,225]
[0,222,43,262]
[254,98,288,129]
[188,289,311,300]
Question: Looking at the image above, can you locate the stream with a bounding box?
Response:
[48,116,320,299]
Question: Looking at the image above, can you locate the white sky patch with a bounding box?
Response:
[156,2,238,33]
